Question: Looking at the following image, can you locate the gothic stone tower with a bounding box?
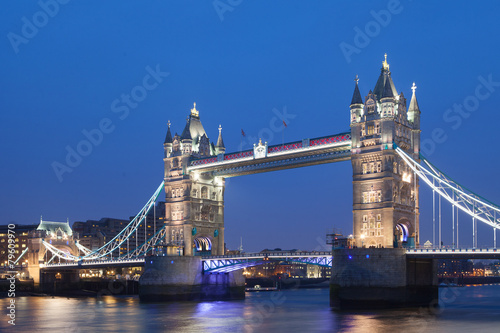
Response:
[350,55,421,248]
[163,103,226,256]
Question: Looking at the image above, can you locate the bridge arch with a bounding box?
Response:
[394,218,414,247]
[193,236,212,256]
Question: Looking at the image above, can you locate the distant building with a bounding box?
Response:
[242,248,330,279]
[72,202,166,256]
[438,259,473,277]
[0,224,38,268]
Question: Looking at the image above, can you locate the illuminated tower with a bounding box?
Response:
[163,103,225,256]
[350,55,421,248]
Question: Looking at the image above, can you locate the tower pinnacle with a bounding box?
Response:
[350,75,363,105]
[216,124,225,150]
[408,82,420,115]
[164,120,173,144]
[382,53,389,71]
[191,102,199,118]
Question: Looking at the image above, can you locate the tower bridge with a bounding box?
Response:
[26,55,500,307]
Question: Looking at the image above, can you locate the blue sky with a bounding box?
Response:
[1,1,500,251]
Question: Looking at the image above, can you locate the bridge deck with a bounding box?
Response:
[406,248,500,259]
[41,249,500,270]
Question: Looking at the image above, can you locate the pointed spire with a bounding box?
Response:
[408,82,420,113]
[164,120,173,144]
[216,124,225,148]
[180,116,192,140]
[351,75,363,105]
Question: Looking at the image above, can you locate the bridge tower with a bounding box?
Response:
[163,103,225,256]
[350,55,421,248]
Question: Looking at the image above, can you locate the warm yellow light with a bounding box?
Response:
[402,173,411,183]
[360,234,366,240]
[190,102,199,117]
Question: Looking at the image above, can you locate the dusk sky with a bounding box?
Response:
[2,1,500,252]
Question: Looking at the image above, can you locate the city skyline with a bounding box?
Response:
[2,1,500,251]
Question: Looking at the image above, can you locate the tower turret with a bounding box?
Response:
[350,75,364,124]
[164,120,173,158]
[215,124,225,155]
[380,79,395,118]
[180,117,193,155]
[407,82,421,154]
[408,83,420,127]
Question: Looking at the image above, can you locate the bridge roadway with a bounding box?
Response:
[41,248,500,271]
[41,251,333,271]
[406,247,500,259]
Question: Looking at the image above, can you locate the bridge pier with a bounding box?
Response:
[39,269,80,294]
[139,256,245,302]
[330,248,438,309]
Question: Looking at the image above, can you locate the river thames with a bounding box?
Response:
[1,285,500,332]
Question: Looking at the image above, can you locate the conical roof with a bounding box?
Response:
[382,79,394,99]
[216,125,225,148]
[180,118,192,140]
[373,54,397,100]
[164,121,173,144]
[351,76,363,105]
[408,83,420,113]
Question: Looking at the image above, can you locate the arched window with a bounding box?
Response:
[201,187,208,199]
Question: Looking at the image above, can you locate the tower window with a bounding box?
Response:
[367,125,374,135]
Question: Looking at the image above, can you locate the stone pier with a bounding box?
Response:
[139,256,245,302]
[330,248,438,309]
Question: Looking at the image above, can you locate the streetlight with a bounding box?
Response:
[360,234,366,248]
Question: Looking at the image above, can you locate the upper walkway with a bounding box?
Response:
[187,132,351,177]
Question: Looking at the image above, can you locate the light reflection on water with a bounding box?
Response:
[1,285,500,332]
